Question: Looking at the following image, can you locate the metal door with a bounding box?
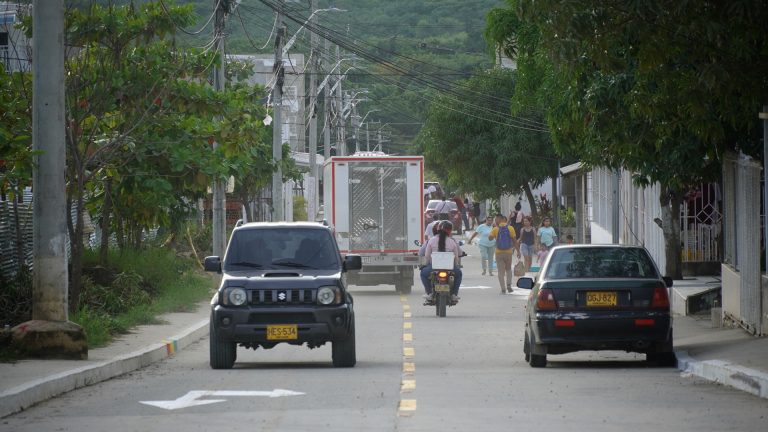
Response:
[348,162,407,252]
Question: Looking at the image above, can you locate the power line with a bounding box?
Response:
[256,0,549,132]
[159,0,221,36]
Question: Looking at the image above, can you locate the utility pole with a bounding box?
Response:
[271,1,285,221]
[612,169,621,244]
[323,36,332,162]
[366,123,370,151]
[26,0,86,358]
[212,0,227,257]
[308,0,319,220]
[32,0,68,322]
[335,45,345,156]
[761,104,768,273]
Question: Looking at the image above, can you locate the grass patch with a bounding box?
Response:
[71,248,214,349]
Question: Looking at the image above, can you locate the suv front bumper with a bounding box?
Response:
[211,303,353,344]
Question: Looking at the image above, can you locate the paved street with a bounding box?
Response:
[2,257,767,431]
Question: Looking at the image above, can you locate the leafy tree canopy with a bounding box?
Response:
[416,68,555,201]
[486,0,768,190]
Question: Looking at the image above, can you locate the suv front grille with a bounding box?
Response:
[250,289,316,305]
[248,313,317,324]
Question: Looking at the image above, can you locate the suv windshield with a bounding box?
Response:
[224,227,340,271]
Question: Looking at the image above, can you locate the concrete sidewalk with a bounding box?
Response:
[0,301,210,418]
[1,254,768,418]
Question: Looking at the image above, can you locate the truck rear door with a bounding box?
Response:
[348,161,406,252]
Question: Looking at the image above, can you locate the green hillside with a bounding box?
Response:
[184,0,506,154]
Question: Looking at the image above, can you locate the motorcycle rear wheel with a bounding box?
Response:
[436,293,447,317]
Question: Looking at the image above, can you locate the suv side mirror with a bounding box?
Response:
[204,256,222,273]
[344,255,362,272]
[662,276,673,288]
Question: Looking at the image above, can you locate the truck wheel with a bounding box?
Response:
[332,321,356,367]
[209,316,236,369]
[396,280,412,294]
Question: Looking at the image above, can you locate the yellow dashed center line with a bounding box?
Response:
[399,399,417,412]
[401,379,416,392]
[400,296,416,416]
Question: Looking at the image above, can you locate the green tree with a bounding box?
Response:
[0,64,35,275]
[21,1,281,309]
[416,68,556,217]
[485,0,768,277]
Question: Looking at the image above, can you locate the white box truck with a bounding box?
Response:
[323,152,423,293]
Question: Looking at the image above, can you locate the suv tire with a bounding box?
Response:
[209,316,236,369]
[332,321,356,367]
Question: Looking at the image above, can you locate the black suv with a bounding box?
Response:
[204,222,362,369]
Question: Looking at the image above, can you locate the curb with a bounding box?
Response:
[0,319,209,418]
[676,350,768,399]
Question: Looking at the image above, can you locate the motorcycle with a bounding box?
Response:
[415,239,466,317]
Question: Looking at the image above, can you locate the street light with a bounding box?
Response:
[360,109,380,125]
[282,7,346,56]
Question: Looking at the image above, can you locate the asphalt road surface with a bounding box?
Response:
[2,267,767,431]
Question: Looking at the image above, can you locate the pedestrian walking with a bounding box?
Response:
[508,201,525,240]
[468,216,496,276]
[452,193,469,232]
[535,216,558,263]
[488,215,520,294]
[435,196,451,221]
[472,201,481,226]
[518,216,536,272]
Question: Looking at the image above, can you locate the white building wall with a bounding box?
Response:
[589,167,667,273]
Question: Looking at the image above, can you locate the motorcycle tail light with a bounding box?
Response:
[437,271,448,278]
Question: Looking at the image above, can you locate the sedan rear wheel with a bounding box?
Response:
[647,330,676,367]
[528,329,547,368]
[523,329,531,362]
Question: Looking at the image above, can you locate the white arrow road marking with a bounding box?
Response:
[140,389,305,410]
[460,285,493,290]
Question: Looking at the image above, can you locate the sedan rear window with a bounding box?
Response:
[545,247,659,279]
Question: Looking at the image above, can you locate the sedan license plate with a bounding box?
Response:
[586,291,617,306]
[266,324,298,340]
[434,284,450,293]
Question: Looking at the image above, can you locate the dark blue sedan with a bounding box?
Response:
[517,244,675,368]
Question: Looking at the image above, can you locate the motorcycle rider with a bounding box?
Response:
[420,221,463,304]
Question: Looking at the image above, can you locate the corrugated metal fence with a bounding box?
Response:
[0,199,34,278]
[722,153,763,335]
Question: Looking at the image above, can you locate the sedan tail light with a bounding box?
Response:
[650,287,670,309]
[536,288,557,310]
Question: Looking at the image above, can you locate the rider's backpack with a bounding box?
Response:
[496,225,512,250]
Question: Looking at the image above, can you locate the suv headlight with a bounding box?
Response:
[223,287,247,306]
[317,286,341,305]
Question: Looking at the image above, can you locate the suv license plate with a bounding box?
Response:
[267,324,298,340]
[434,284,450,293]
[586,291,617,306]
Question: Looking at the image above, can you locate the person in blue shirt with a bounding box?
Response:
[468,216,496,276]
